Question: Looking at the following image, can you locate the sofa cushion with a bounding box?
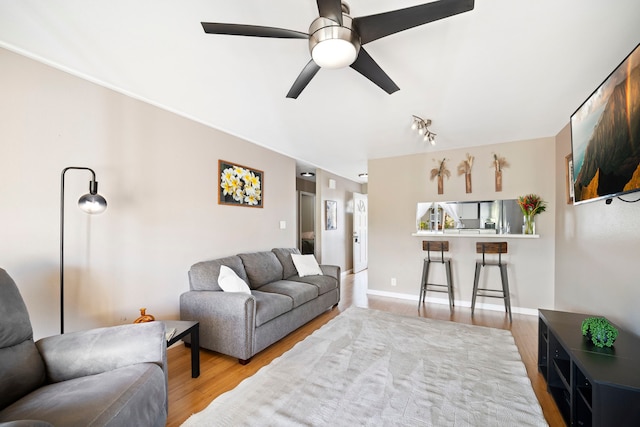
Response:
[252,291,293,327]
[189,256,248,291]
[218,266,251,295]
[258,280,319,308]
[287,275,339,296]
[0,341,46,412]
[238,252,282,289]
[271,248,301,279]
[0,363,166,427]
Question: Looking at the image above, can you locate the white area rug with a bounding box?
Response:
[182,307,547,426]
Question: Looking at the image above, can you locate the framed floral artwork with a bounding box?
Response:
[218,160,263,208]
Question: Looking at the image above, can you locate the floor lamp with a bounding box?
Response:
[60,167,107,334]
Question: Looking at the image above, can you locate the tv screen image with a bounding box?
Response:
[570,42,640,204]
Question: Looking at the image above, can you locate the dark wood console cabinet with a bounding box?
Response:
[538,309,640,426]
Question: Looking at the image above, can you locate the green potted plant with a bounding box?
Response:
[581,317,619,348]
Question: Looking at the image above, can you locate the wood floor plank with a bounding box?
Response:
[166,270,564,427]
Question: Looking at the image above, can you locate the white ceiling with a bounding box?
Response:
[1,0,639,183]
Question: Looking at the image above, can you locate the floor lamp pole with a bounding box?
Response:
[60,167,107,334]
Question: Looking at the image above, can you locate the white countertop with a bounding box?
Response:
[411,230,539,239]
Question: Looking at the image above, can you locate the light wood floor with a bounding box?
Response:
[167,270,564,426]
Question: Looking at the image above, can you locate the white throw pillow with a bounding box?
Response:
[218,265,251,294]
[291,254,323,277]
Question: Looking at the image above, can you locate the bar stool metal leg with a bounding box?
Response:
[445,260,454,310]
[418,259,431,307]
[500,264,512,322]
[471,262,481,317]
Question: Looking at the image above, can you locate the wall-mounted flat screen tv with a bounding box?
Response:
[570,42,640,204]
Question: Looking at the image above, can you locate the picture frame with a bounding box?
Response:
[218,160,263,208]
[565,154,574,204]
[325,200,337,230]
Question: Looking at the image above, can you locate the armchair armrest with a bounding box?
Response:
[36,321,166,383]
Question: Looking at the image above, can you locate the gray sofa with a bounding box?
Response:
[180,248,340,363]
[0,268,168,427]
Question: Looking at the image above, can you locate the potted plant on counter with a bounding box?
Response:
[581,316,619,348]
[517,193,546,234]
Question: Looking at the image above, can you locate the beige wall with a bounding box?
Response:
[368,138,556,313]
[0,48,297,339]
[0,47,366,340]
[554,124,640,336]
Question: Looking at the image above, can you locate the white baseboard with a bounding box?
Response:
[366,289,538,317]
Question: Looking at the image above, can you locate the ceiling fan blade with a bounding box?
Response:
[316,0,343,25]
[350,47,399,95]
[353,0,474,45]
[201,22,309,39]
[286,60,321,99]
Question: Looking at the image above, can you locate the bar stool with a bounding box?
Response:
[418,240,454,311]
[471,241,511,322]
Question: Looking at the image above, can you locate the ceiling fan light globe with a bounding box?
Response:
[309,16,360,69]
[312,39,357,68]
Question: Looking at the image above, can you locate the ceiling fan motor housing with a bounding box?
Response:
[309,15,361,69]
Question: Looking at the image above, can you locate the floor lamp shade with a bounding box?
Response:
[60,167,107,334]
[78,181,107,214]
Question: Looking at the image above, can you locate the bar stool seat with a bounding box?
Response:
[418,240,454,311]
[471,241,512,322]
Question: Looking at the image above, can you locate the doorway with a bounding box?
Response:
[353,192,368,272]
[299,191,315,255]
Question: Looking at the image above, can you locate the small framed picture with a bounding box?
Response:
[325,200,337,230]
[219,160,263,208]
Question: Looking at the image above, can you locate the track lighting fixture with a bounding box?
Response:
[411,115,437,145]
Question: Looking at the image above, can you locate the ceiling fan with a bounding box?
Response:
[201,0,475,99]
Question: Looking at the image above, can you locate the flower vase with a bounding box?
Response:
[437,175,443,195]
[523,215,535,235]
[465,173,472,193]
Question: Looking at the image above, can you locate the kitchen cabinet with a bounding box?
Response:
[459,202,479,219]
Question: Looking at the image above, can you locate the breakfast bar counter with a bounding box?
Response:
[401,199,552,315]
[412,230,539,239]
[408,229,548,316]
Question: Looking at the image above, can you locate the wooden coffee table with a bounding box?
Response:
[163,320,200,378]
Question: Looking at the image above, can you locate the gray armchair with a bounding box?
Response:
[0,268,167,427]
